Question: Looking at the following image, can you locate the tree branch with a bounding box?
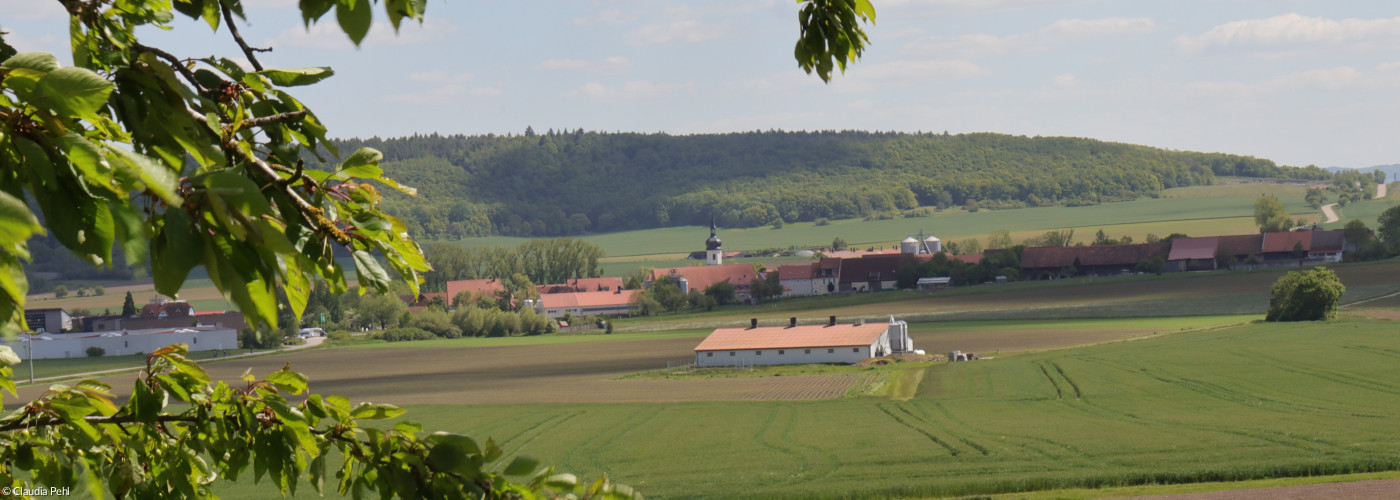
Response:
[221,1,268,72]
[133,43,208,95]
[0,413,200,433]
[241,110,308,129]
[185,108,350,245]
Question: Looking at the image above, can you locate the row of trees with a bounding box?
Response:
[421,238,604,293]
[309,132,1341,238]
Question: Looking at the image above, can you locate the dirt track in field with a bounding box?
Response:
[1115,478,1400,499]
[12,337,865,405]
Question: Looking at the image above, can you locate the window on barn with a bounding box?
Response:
[853,347,859,352]
[707,352,713,357]
[729,351,735,356]
[827,348,834,353]
[778,350,785,355]
[193,337,198,344]
[756,351,762,355]
[805,349,811,354]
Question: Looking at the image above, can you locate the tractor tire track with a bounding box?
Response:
[877,402,962,456]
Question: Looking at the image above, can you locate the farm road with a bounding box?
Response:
[12,337,860,405]
[1116,478,1400,499]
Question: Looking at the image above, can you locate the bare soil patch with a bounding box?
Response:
[14,337,858,405]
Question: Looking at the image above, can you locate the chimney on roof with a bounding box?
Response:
[829,315,837,327]
[750,318,758,329]
[789,317,797,328]
[855,318,864,326]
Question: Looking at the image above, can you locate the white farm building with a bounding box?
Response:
[4,326,238,360]
[694,317,912,368]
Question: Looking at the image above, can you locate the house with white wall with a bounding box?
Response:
[694,316,912,368]
[5,326,238,359]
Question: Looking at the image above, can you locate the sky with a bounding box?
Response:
[3,0,1398,169]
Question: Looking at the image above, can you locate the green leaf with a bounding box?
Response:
[33,67,114,122]
[103,146,183,206]
[1,52,59,73]
[351,250,391,292]
[0,191,43,253]
[266,368,310,395]
[153,209,203,296]
[503,456,541,476]
[202,0,222,30]
[336,0,373,46]
[338,147,383,173]
[172,0,204,20]
[256,67,335,87]
[348,402,405,420]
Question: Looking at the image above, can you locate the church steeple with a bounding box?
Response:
[705,217,723,265]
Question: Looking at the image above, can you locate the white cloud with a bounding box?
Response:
[540,59,591,70]
[851,59,990,80]
[1176,13,1400,53]
[406,72,472,84]
[540,57,633,74]
[1051,73,1078,88]
[880,0,1096,12]
[383,83,501,103]
[567,80,696,98]
[267,18,455,50]
[904,17,1154,58]
[628,20,727,45]
[571,9,634,27]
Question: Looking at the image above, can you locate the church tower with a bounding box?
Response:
[705,217,723,265]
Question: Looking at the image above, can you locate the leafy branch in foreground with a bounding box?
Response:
[0,344,638,499]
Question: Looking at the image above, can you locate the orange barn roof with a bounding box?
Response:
[651,264,757,292]
[695,323,890,351]
[445,279,506,305]
[539,290,640,309]
[1262,231,1312,253]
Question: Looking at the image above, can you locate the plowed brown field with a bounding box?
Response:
[14,337,863,405]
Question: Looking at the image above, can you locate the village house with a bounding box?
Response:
[536,289,641,319]
[1020,242,1171,278]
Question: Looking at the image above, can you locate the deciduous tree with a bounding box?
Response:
[1266,267,1345,322]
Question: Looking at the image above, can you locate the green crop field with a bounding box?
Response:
[446,183,1316,259]
[213,317,1400,500]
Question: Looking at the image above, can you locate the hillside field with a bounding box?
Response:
[197,317,1400,499]
[447,183,1318,260]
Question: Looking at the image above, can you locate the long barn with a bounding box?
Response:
[694,317,911,368]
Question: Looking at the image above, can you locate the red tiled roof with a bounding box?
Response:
[822,248,901,259]
[445,279,505,305]
[694,322,890,351]
[777,263,816,280]
[1167,237,1219,261]
[651,264,757,292]
[949,253,982,265]
[540,290,640,309]
[1217,234,1262,256]
[1310,229,1345,252]
[1021,242,1171,269]
[1262,231,1311,253]
[539,277,625,294]
[837,254,910,284]
[139,301,193,318]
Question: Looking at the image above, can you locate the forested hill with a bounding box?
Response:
[314,130,1330,238]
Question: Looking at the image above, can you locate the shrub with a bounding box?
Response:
[378,327,437,342]
[1266,267,1346,322]
[327,330,352,342]
[814,217,829,226]
[85,346,105,358]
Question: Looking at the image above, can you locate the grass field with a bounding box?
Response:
[448,183,1315,259]
[611,259,1400,332]
[202,317,1400,500]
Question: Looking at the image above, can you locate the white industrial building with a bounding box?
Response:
[4,326,238,360]
[694,316,913,368]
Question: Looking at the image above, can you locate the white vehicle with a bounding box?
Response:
[298,327,325,337]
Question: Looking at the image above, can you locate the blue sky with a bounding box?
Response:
[4,0,1398,169]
